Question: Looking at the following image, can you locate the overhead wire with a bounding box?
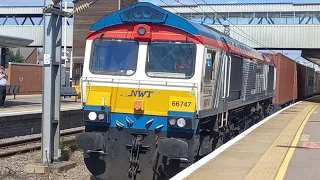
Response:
[173,0,225,32]
[197,0,276,53]
[173,0,265,46]
[167,0,276,53]
[159,0,180,13]
[68,0,100,17]
[165,0,258,48]
[164,0,275,53]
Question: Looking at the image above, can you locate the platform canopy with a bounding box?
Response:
[302,49,320,66]
[0,34,33,48]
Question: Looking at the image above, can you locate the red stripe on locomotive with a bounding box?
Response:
[86,23,270,64]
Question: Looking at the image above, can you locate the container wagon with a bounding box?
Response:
[315,71,320,95]
[297,63,315,100]
[269,53,297,110]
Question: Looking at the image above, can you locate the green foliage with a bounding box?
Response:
[33,155,41,163]
[58,136,79,161]
[8,49,24,63]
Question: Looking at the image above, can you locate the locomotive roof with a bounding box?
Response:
[90,2,268,62]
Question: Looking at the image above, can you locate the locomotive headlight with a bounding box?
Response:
[168,118,176,126]
[88,112,97,121]
[177,118,186,128]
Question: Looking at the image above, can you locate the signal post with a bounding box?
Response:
[24,0,76,173]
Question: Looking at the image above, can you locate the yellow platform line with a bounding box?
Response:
[274,103,319,180]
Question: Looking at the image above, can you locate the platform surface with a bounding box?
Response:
[175,96,320,180]
[0,94,81,117]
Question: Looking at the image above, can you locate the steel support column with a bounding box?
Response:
[41,0,62,163]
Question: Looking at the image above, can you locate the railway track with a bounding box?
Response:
[0,129,84,158]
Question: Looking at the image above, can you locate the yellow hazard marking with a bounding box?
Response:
[275,104,319,180]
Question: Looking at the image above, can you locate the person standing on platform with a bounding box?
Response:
[0,66,8,108]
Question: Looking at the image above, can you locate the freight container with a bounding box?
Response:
[315,71,320,94]
[269,53,297,108]
[297,63,315,100]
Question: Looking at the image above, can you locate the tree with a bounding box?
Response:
[9,49,24,63]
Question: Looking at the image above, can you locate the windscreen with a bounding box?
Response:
[146,41,196,79]
[90,39,139,76]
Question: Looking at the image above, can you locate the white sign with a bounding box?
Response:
[44,54,51,65]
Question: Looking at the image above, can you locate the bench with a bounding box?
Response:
[61,87,79,102]
[6,85,20,99]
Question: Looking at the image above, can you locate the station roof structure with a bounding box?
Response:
[0,34,33,48]
[302,50,320,67]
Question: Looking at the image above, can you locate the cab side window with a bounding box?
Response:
[204,49,216,81]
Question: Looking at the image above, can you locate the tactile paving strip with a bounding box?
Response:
[244,102,318,180]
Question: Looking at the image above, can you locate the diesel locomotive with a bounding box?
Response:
[75,2,315,180]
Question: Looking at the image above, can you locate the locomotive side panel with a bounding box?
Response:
[241,59,266,101]
[228,54,244,102]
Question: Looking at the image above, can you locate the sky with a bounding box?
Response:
[0,0,319,6]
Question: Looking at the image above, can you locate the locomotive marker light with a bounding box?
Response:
[169,118,176,126]
[98,113,105,120]
[133,24,152,40]
[134,100,143,110]
[138,27,146,35]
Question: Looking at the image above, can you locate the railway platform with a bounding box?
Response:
[0,94,83,139]
[0,94,81,116]
[171,96,320,180]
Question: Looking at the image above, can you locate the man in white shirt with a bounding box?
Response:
[0,66,8,108]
